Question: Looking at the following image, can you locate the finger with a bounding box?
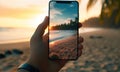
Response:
[33,16,49,38]
[53,60,68,67]
[78,48,82,57]
[78,44,83,57]
[43,33,49,45]
[79,36,84,43]
[78,22,82,28]
[42,33,49,57]
[79,44,83,50]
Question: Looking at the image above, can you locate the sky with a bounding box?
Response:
[50,1,78,26]
[0,0,102,28]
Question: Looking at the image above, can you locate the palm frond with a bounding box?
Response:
[87,0,97,11]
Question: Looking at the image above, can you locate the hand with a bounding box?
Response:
[26,16,83,72]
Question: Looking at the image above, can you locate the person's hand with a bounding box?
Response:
[26,16,83,72]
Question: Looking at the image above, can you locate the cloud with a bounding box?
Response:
[50,2,63,19]
[0,0,49,19]
[51,18,74,26]
[0,0,49,8]
[0,5,44,19]
[64,18,73,24]
[50,9,62,19]
[0,0,50,28]
[50,1,56,9]
[50,18,64,26]
[73,14,77,17]
[70,4,74,7]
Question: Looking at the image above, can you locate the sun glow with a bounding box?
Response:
[49,26,53,30]
[49,34,52,38]
[28,14,46,28]
[50,42,55,45]
[44,27,48,35]
[0,0,101,28]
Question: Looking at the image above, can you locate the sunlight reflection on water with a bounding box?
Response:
[79,27,102,33]
[0,27,102,44]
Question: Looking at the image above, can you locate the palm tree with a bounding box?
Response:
[87,0,120,28]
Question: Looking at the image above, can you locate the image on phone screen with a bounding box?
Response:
[49,1,79,60]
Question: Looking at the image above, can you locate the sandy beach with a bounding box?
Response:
[49,35,78,59]
[60,28,120,72]
[0,42,30,72]
[0,41,30,50]
[0,28,120,72]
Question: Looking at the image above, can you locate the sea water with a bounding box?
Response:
[0,27,101,44]
[0,27,34,44]
[49,30,77,42]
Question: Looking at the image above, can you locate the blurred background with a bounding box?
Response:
[0,0,120,72]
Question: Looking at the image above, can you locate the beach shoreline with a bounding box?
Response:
[0,41,30,72]
[0,28,120,72]
[49,34,78,59]
[0,41,30,50]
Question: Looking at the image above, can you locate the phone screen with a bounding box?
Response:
[49,1,79,60]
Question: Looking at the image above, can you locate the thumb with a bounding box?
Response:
[33,16,49,39]
[43,33,49,45]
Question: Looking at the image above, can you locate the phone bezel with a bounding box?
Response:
[48,1,79,60]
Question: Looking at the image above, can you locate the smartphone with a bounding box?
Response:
[49,1,79,60]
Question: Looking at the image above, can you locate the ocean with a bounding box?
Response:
[49,30,77,42]
[0,27,102,44]
[0,27,34,44]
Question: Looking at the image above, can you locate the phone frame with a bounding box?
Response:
[48,0,79,60]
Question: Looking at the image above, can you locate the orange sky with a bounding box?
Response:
[0,0,102,28]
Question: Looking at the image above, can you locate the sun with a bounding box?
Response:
[28,14,46,28]
[49,26,53,30]
[50,42,55,45]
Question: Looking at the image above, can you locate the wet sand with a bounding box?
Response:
[49,35,78,59]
